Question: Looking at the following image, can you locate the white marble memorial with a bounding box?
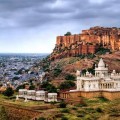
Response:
[76,58,120,92]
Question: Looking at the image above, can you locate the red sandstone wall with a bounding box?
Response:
[80,91,101,98]
[101,91,120,100]
[88,45,96,54]
[60,91,120,101]
[56,27,120,50]
[82,45,88,54]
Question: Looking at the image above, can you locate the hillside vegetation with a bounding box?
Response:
[42,51,120,83]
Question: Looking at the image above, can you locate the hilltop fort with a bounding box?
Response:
[50,26,120,60]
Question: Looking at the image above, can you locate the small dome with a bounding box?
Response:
[98,58,105,67]
[86,71,89,76]
[76,70,80,76]
[112,70,116,74]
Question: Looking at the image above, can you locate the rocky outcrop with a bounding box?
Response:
[51,26,120,60]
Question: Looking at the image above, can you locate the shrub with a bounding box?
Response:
[61,108,70,113]
[96,47,110,55]
[77,113,85,117]
[85,108,96,113]
[53,68,62,77]
[38,117,46,120]
[86,54,96,59]
[98,97,109,102]
[78,54,85,59]
[61,116,68,120]
[65,74,76,81]
[59,102,67,108]
[3,87,14,97]
[96,107,103,113]
[84,114,92,120]
[76,102,87,107]
[72,107,78,110]
[50,101,57,105]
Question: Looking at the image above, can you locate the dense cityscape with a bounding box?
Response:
[0,54,47,91]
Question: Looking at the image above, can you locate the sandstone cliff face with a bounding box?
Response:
[51,26,120,60]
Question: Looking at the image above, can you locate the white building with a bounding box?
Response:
[18,89,58,102]
[36,91,46,101]
[47,93,57,102]
[26,90,36,100]
[18,89,27,98]
[77,58,120,91]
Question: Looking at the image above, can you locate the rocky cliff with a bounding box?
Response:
[50,26,120,60]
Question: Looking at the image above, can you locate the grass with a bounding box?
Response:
[58,98,120,120]
[0,93,120,120]
[0,94,47,107]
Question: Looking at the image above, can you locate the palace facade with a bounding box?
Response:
[77,58,120,92]
[60,58,120,101]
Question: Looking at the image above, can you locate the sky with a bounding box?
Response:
[0,0,120,53]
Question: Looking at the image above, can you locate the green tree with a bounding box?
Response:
[53,68,62,77]
[59,81,75,90]
[3,87,14,97]
[29,85,35,90]
[65,74,76,80]
[16,84,25,92]
[64,32,72,36]
[82,69,86,74]
[96,47,111,55]
[88,68,95,75]
[41,81,57,92]
[46,84,57,93]
[13,76,20,80]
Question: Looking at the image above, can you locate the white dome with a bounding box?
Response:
[76,70,80,76]
[98,58,105,67]
[86,71,89,76]
[112,70,116,74]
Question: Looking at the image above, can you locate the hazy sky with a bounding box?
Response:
[0,0,120,53]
